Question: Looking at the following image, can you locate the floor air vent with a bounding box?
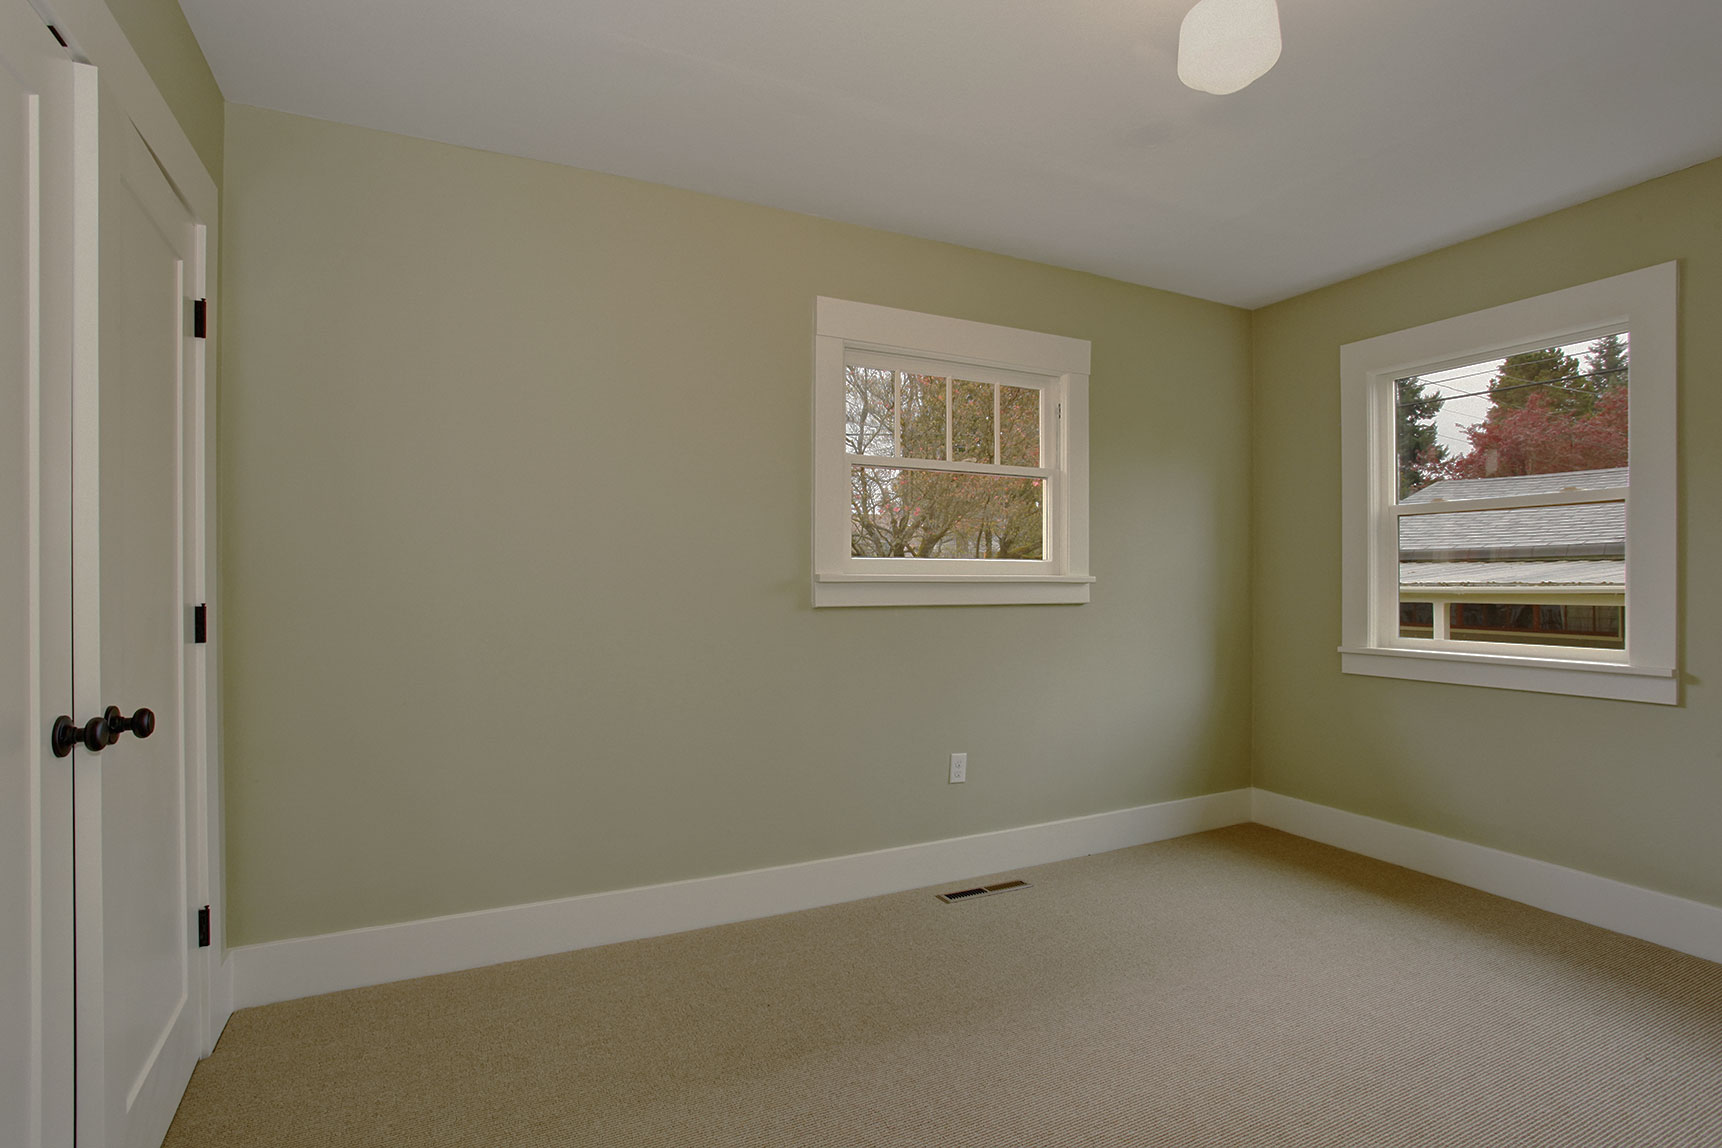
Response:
[936,879,1031,903]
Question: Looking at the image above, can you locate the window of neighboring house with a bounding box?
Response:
[812,298,1092,607]
[1339,263,1677,703]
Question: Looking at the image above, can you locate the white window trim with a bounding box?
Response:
[1338,263,1678,704]
[813,298,1092,607]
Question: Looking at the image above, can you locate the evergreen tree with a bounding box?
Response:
[1395,376,1446,497]
[1434,338,1633,483]
[1488,347,1586,415]
[1586,332,1628,393]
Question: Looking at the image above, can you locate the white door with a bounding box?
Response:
[70,77,206,1148]
[1,4,77,1147]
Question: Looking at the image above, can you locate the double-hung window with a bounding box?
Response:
[812,298,1092,607]
[1339,263,1677,703]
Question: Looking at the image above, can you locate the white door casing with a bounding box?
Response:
[1,3,78,1146]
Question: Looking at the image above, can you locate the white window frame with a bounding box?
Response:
[1339,263,1677,704]
[813,298,1093,607]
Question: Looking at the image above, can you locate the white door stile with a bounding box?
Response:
[68,58,109,1148]
[1,3,79,1145]
[41,55,79,1141]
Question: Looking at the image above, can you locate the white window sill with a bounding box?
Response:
[814,574,1094,608]
[1338,645,1677,704]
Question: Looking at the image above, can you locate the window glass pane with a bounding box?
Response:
[844,365,895,457]
[1400,503,1624,562]
[1399,601,1434,639]
[1399,508,1624,649]
[1447,603,1623,649]
[899,374,947,461]
[850,466,1043,560]
[1395,333,1629,502]
[951,379,994,464]
[999,385,1040,467]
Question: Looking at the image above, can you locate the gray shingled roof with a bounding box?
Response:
[1401,560,1624,589]
[1401,467,1628,504]
[1399,468,1626,561]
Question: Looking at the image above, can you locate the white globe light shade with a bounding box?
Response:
[1178,0,1283,95]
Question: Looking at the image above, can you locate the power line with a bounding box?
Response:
[1396,343,1628,391]
[1397,368,1626,408]
[1405,352,1565,379]
[1395,349,1577,389]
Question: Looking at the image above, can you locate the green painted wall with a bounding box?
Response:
[102,0,223,183]
[219,105,1254,946]
[1251,156,1722,906]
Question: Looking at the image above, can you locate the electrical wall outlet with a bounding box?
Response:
[949,753,967,784]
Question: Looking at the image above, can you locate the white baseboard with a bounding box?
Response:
[230,788,1253,1008]
[226,786,1721,1013]
[205,953,234,1053]
[1251,789,1722,966]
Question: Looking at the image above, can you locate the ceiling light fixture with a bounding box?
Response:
[1177,0,1282,95]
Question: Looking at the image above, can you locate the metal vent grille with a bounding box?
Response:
[936,879,1032,903]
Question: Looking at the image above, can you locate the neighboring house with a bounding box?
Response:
[1398,467,1627,649]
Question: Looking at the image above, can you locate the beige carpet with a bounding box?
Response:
[165,826,1722,1146]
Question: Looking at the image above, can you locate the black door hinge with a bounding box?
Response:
[196,906,211,948]
[193,604,207,644]
[48,25,68,47]
[192,298,208,339]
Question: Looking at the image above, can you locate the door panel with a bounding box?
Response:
[0,4,76,1146]
[73,81,202,1148]
[104,125,190,1108]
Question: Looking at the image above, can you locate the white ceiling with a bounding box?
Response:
[178,0,1722,308]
